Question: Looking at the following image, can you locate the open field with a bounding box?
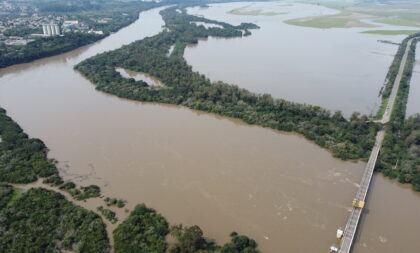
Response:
[374,18,420,28]
[228,5,286,16]
[285,11,375,28]
[285,0,420,29]
[362,30,420,35]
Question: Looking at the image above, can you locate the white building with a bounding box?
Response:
[63,20,78,25]
[42,24,61,36]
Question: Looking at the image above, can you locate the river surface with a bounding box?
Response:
[0,4,419,253]
[184,2,409,117]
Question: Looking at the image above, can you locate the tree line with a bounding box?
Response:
[1,105,261,252]
[0,107,101,199]
[1,183,262,252]
[378,34,420,191]
[114,204,260,253]
[75,7,379,161]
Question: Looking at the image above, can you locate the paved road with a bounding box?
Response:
[338,130,384,253]
[381,39,413,124]
[338,38,415,253]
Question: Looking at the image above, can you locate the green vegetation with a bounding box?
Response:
[374,97,389,120]
[0,107,101,200]
[97,206,118,224]
[362,30,420,36]
[0,184,16,209]
[43,175,101,200]
[374,17,420,28]
[0,187,110,252]
[0,0,161,69]
[3,26,42,37]
[1,91,261,251]
[59,1,160,35]
[377,34,420,191]
[0,33,103,69]
[284,11,374,29]
[61,183,101,200]
[79,185,101,199]
[169,225,217,252]
[104,197,126,208]
[286,1,420,29]
[0,107,58,183]
[344,5,420,28]
[228,6,285,16]
[220,232,260,253]
[5,186,21,207]
[42,174,64,185]
[301,0,355,10]
[375,36,413,119]
[75,7,378,161]
[169,225,260,253]
[114,205,261,253]
[113,204,169,253]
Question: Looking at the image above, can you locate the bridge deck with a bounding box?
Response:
[337,38,415,253]
[338,130,384,253]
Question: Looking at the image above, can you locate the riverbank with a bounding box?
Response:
[0,1,160,69]
[75,6,379,161]
[1,3,419,253]
[0,105,261,252]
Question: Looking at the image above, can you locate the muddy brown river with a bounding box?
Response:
[0,4,419,253]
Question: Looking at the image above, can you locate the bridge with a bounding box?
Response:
[334,38,414,253]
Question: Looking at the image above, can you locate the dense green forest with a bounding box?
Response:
[0,187,110,252]
[0,107,58,183]
[0,107,101,199]
[169,225,260,253]
[0,184,15,210]
[1,106,262,252]
[113,204,170,253]
[378,35,420,191]
[114,204,260,253]
[4,2,419,251]
[75,7,378,160]
[0,33,102,69]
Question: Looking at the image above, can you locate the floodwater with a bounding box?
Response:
[352,175,420,253]
[184,2,408,117]
[191,21,223,29]
[0,4,419,253]
[407,44,420,116]
[116,67,165,86]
